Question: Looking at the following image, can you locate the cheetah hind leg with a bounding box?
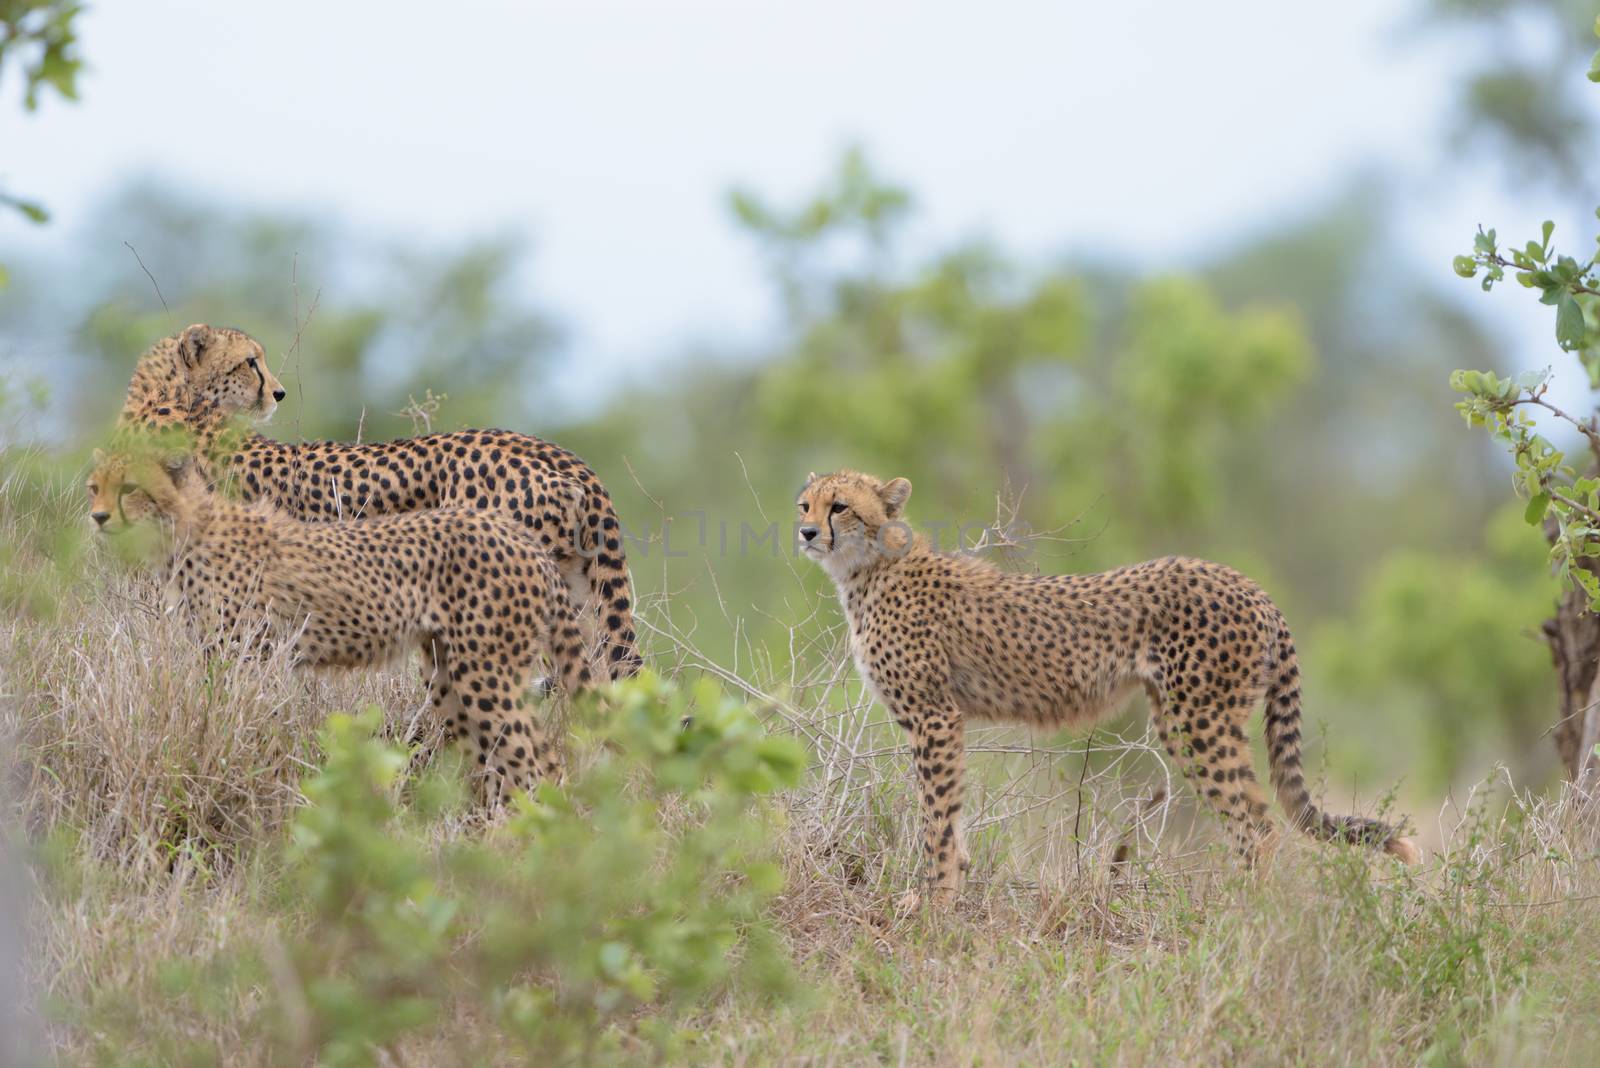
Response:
[449,658,564,808]
[1156,683,1279,866]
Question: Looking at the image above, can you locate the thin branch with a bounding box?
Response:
[1549,486,1600,528]
[1510,388,1600,458]
[123,242,171,327]
[1484,253,1600,298]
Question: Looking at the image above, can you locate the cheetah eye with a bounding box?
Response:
[87,483,98,494]
[120,482,136,494]
[829,501,848,515]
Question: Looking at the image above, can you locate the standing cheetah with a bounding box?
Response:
[116,324,642,680]
[88,447,593,799]
[796,470,1419,903]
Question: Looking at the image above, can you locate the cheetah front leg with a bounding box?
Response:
[897,700,968,908]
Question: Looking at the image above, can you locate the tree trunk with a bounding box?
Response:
[1580,670,1600,792]
[1543,549,1600,787]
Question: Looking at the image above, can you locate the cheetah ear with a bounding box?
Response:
[805,471,819,487]
[880,477,912,517]
[91,447,105,465]
[177,324,213,369]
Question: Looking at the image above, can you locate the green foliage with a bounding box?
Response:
[1450,47,1600,607]
[0,0,85,281]
[1591,15,1600,82]
[0,0,81,113]
[84,673,805,1066]
[0,447,94,621]
[1117,278,1311,520]
[1425,0,1600,190]
[726,149,1312,537]
[15,182,561,439]
[1319,504,1558,787]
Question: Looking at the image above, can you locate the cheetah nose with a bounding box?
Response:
[800,525,819,542]
[91,511,110,527]
[271,388,286,402]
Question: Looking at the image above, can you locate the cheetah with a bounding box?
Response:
[795,470,1420,904]
[117,324,641,680]
[88,445,593,800]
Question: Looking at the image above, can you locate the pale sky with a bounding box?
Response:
[0,0,1590,402]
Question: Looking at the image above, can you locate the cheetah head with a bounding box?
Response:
[173,324,285,423]
[87,446,195,534]
[796,470,913,576]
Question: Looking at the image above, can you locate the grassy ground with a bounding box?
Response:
[4,466,1600,1066]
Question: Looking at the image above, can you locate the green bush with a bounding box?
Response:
[66,672,806,1067]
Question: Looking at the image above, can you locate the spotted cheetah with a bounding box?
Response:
[117,325,641,679]
[88,446,593,799]
[796,470,1420,904]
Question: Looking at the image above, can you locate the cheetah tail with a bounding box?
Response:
[580,486,644,680]
[1262,630,1421,865]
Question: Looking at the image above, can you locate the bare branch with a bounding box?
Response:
[122,242,171,327]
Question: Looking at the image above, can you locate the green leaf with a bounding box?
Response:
[1526,493,1551,525]
[1575,567,1600,608]
[1557,293,1586,349]
[1514,367,1549,392]
[1590,47,1600,83]
[1,196,50,224]
[1542,220,1555,247]
[1452,255,1478,278]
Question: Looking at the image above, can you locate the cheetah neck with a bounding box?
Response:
[162,483,222,543]
[821,531,933,598]
[171,404,262,470]
[160,490,274,567]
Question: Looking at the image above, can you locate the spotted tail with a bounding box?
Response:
[578,483,643,680]
[1262,624,1420,864]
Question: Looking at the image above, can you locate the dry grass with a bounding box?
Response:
[5,461,1600,1066]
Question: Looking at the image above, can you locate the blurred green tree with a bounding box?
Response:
[727,147,1310,544]
[3,181,560,442]
[1,145,1543,796]
[1424,0,1600,193]
[1445,22,1600,782]
[559,149,1539,794]
[0,0,86,284]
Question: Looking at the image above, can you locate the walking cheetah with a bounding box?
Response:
[88,446,593,799]
[796,470,1420,903]
[117,324,642,680]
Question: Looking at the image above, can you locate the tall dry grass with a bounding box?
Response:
[5,458,1600,1065]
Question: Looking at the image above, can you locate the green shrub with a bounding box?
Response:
[63,672,806,1067]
